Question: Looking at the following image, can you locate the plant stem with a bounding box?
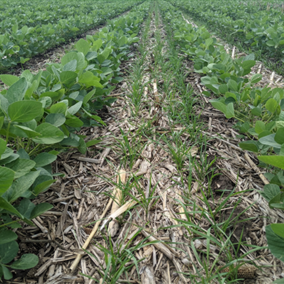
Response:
[29,145,51,157]
[29,143,41,156]
[17,137,21,151]
[6,121,11,144]
[26,138,32,153]
[0,220,19,228]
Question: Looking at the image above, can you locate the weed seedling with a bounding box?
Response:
[115,128,146,169]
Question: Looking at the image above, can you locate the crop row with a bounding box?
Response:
[0,0,123,31]
[0,1,150,280]
[158,0,284,272]
[0,0,143,71]
[169,0,284,64]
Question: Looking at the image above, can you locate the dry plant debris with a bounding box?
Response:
[7,4,284,284]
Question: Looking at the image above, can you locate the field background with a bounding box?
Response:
[0,1,284,283]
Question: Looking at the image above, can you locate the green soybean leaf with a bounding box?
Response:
[261,184,281,202]
[20,70,33,82]
[6,171,40,203]
[247,127,258,136]
[251,107,262,117]
[0,197,23,218]
[60,137,79,147]
[40,91,63,102]
[259,134,281,148]
[275,128,284,145]
[17,198,35,219]
[0,241,18,264]
[239,141,259,152]
[1,264,13,280]
[32,123,64,144]
[265,98,278,113]
[25,82,38,99]
[63,59,77,72]
[0,148,13,161]
[83,89,96,105]
[0,153,19,165]
[258,155,284,170]
[0,167,15,196]
[60,125,69,137]
[243,53,255,61]
[205,37,213,47]
[266,224,284,262]
[239,121,250,133]
[86,139,101,147]
[269,193,284,210]
[266,121,276,132]
[0,230,17,245]
[258,130,271,139]
[79,71,102,88]
[91,115,105,126]
[45,113,66,127]
[225,92,237,101]
[271,223,284,239]
[67,102,82,115]
[61,52,86,71]
[50,103,67,117]
[0,75,19,87]
[8,101,43,122]
[0,95,9,115]
[39,96,52,109]
[255,121,266,134]
[75,39,90,56]
[33,179,55,195]
[69,91,79,100]
[30,203,53,219]
[92,38,103,52]
[82,109,106,126]
[279,111,284,121]
[225,103,234,118]
[86,51,97,61]
[227,79,238,91]
[118,35,128,46]
[65,117,83,127]
[241,60,255,70]
[5,159,36,178]
[6,78,28,103]
[276,121,284,130]
[13,125,41,138]
[218,84,228,94]
[100,47,112,61]
[266,40,275,47]
[1,241,19,266]
[10,254,39,270]
[250,74,262,84]
[209,99,227,116]
[33,153,57,167]
[60,71,77,88]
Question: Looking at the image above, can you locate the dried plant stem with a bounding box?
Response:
[70,190,114,273]
[244,152,269,185]
[108,169,127,237]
